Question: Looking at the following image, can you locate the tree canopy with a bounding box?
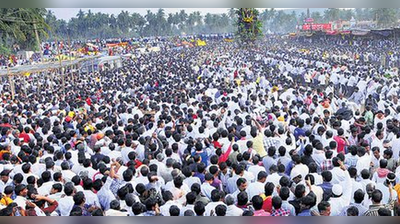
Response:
[1,8,400,54]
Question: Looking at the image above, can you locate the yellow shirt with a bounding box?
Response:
[253,133,266,157]
[0,196,13,206]
[394,184,400,203]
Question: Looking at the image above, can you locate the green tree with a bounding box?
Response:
[311,11,324,23]
[324,8,340,22]
[373,8,397,28]
[0,8,48,51]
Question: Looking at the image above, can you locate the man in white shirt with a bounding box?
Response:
[201,173,216,200]
[356,148,371,177]
[328,162,353,216]
[224,195,243,216]
[375,173,398,205]
[204,189,225,216]
[0,169,12,194]
[247,157,266,182]
[331,158,348,185]
[180,192,197,216]
[14,184,28,208]
[37,171,55,196]
[159,191,182,216]
[57,183,75,216]
[247,171,267,199]
[182,167,201,189]
[265,165,281,187]
[105,200,129,216]
[82,177,101,208]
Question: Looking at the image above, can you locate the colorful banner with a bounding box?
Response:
[196,39,207,46]
[302,23,332,31]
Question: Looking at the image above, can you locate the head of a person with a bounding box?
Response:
[371,190,383,204]
[252,195,264,211]
[110,200,121,211]
[169,205,180,216]
[236,178,248,191]
[300,195,316,210]
[194,201,205,216]
[272,196,283,210]
[378,208,392,216]
[0,170,11,183]
[215,204,227,216]
[237,191,248,207]
[73,191,86,206]
[346,206,359,216]
[321,171,332,183]
[145,197,157,212]
[211,189,223,202]
[318,201,331,216]
[14,184,28,197]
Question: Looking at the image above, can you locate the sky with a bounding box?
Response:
[48,8,233,21]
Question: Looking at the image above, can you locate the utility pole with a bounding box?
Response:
[7,66,15,100]
[55,36,65,92]
[307,8,313,34]
[33,21,44,63]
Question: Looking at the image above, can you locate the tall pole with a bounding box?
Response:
[7,67,15,100]
[67,28,73,81]
[55,36,65,92]
[33,22,44,63]
[307,8,312,34]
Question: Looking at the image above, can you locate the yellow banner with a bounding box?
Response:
[196,39,207,46]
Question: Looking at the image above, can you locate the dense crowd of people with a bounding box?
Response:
[0,34,400,216]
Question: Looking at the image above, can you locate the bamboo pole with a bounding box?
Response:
[7,67,15,100]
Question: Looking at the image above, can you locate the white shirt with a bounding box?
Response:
[180,204,195,216]
[201,182,215,200]
[105,209,128,216]
[183,176,201,189]
[247,181,265,199]
[38,181,54,196]
[83,189,101,207]
[226,204,244,216]
[61,170,77,183]
[204,201,224,216]
[310,173,323,185]
[121,146,133,165]
[331,167,347,185]
[0,178,12,194]
[376,183,398,204]
[265,173,281,186]
[14,195,27,208]
[57,196,74,216]
[329,196,349,216]
[356,155,371,176]
[247,165,266,182]
[159,200,182,216]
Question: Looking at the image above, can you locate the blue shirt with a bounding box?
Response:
[297,209,312,216]
[294,128,306,141]
[318,182,333,201]
[192,151,209,166]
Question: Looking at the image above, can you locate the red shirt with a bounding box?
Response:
[218,143,233,164]
[19,132,30,143]
[333,136,347,154]
[86,97,92,106]
[213,141,222,149]
[261,194,273,213]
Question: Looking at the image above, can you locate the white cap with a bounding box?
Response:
[290,169,302,180]
[332,184,343,196]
